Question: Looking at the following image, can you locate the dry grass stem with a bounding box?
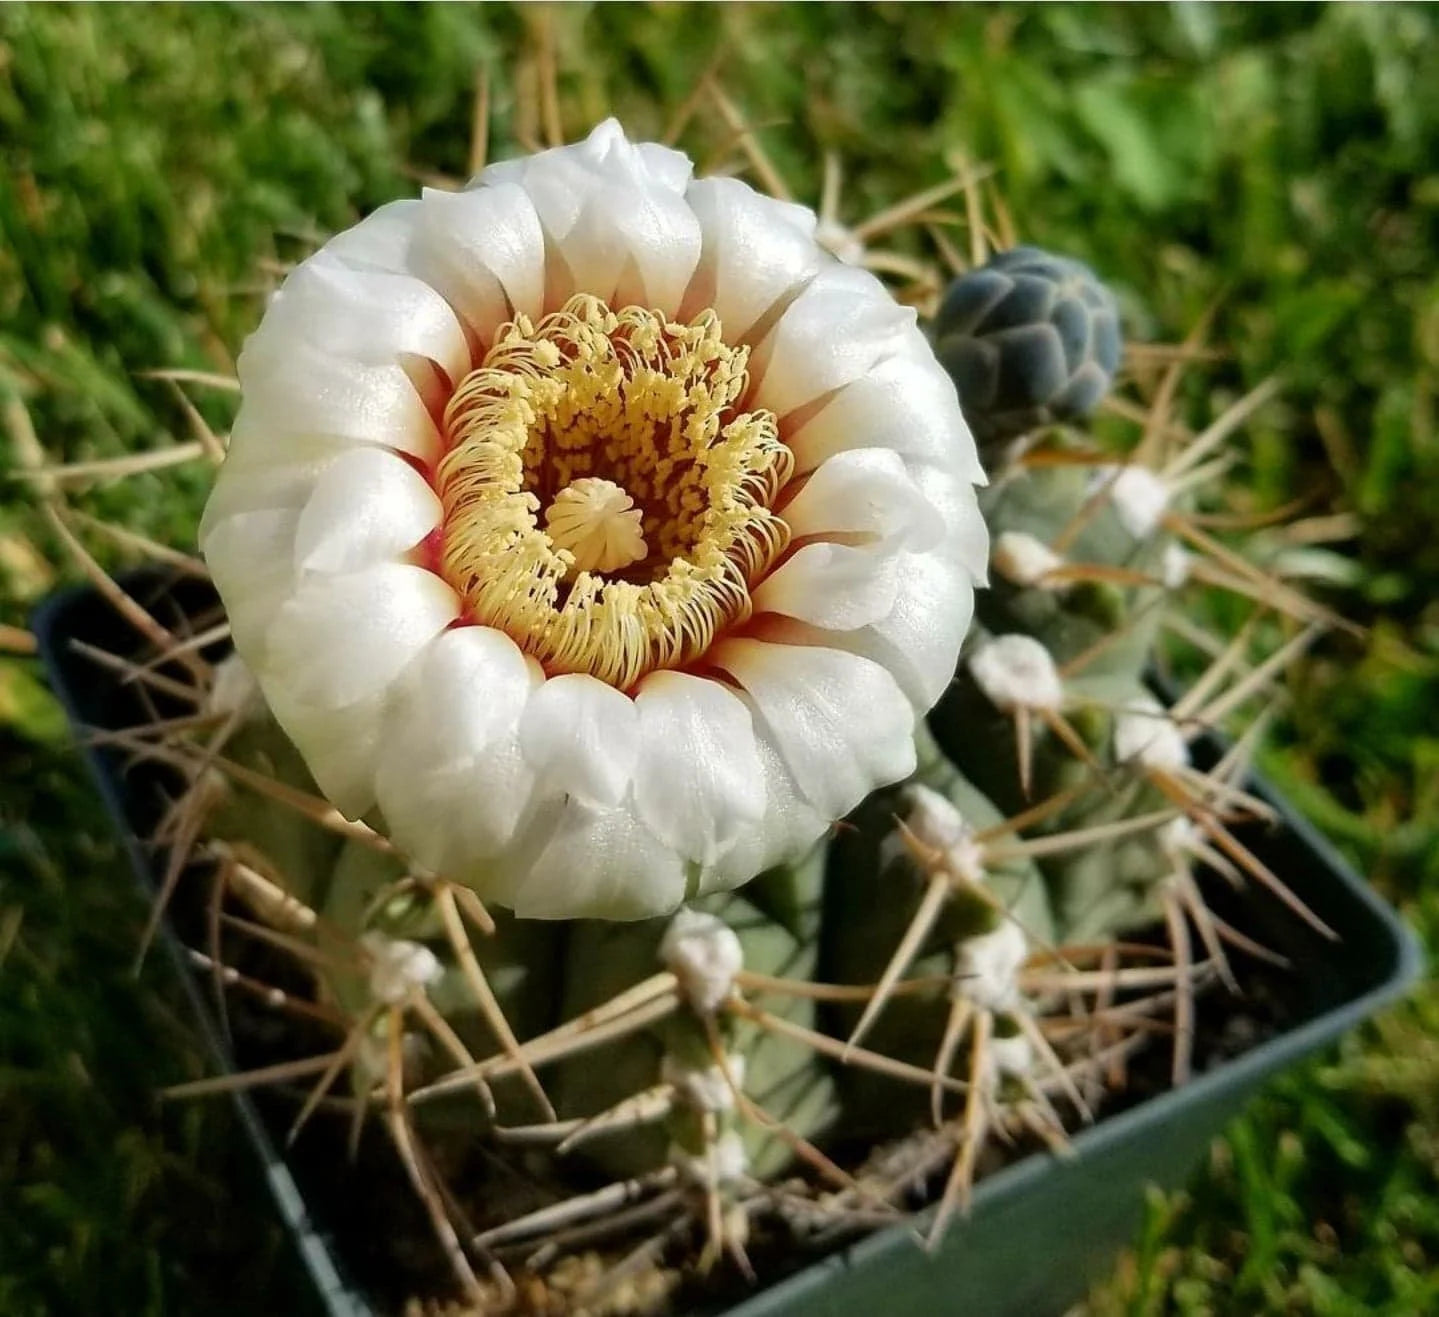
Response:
[68,639,202,703]
[555,1086,675,1155]
[1175,871,1240,993]
[136,367,240,392]
[43,505,209,682]
[16,442,209,485]
[930,995,974,1127]
[988,808,1178,864]
[65,507,210,577]
[705,79,791,200]
[1162,375,1284,482]
[412,986,679,1105]
[733,969,949,1002]
[408,990,498,1119]
[183,947,340,1027]
[287,1010,378,1146]
[852,166,994,243]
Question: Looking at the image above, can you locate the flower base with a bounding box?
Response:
[36,572,1420,1317]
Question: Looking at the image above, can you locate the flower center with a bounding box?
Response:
[434,295,793,690]
[541,476,648,575]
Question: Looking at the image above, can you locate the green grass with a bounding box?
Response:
[1,4,1436,1313]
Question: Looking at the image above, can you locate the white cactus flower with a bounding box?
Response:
[201,120,986,920]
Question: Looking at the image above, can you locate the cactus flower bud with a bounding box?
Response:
[932,246,1122,443]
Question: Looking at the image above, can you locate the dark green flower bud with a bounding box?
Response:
[933,246,1122,444]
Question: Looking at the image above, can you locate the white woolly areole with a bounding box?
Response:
[1160,815,1203,863]
[662,1054,745,1114]
[196,767,230,812]
[207,653,266,723]
[1106,465,1171,540]
[1162,541,1193,589]
[902,784,986,885]
[992,530,1065,588]
[989,1031,1036,1082]
[671,1129,749,1189]
[1113,695,1190,772]
[903,783,968,851]
[198,118,988,923]
[361,932,443,1006]
[660,909,743,1016]
[968,633,1064,713]
[356,1026,426,1082]
[956,920,1029,1014]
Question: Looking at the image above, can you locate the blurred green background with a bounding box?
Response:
[1,4,1436,1314]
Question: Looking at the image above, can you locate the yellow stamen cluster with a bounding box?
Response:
[435,295,793,690]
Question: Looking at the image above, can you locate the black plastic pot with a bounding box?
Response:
[36,574,1422,1317]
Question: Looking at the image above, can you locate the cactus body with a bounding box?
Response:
[821,727,1054,1129]
[78,198,1326,1304]
[552,859,838,1181]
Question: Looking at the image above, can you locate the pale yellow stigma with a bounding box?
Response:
[434,295,792,690]
[543,477,648,575]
